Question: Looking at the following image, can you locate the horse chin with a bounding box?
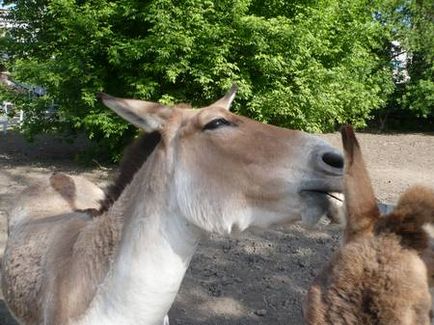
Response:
[299,191,344,227]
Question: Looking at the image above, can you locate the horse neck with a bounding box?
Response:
[78,150,203,325]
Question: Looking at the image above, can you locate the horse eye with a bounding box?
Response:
[203,118,231,131]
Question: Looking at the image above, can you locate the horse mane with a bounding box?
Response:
[97,131,161,214]
[95,103,190,216]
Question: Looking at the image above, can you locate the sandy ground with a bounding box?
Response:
[0,131,433,325]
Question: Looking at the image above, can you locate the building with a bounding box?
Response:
[0,8,13,31]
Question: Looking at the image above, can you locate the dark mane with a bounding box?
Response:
[98,131,161,214]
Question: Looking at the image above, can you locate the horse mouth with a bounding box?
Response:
[298,189,344,226]
[305,190,343,203]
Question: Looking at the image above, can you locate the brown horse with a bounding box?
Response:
[2,86,343,325]
[304,126,434,325]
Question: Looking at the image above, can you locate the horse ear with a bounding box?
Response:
[211,83,237,110]
[98,93,173,132]
[341,125,380,242]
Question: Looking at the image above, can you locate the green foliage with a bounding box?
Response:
[235,1,395,131]
[378,0,434,119]
[399,1,434,117]
[0,0,415,160]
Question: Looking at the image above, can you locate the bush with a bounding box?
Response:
[2,0,399,160]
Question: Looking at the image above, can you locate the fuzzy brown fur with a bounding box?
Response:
[376,186,434,250]
[304,126,434,325]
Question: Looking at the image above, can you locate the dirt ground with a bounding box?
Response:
[0,131,433,325]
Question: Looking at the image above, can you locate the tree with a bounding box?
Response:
[377,0,434,122]
[398,0,434,118]
[2,0,396,160]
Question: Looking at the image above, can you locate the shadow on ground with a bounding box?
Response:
[0,299,17,325]
[169,225,341,325]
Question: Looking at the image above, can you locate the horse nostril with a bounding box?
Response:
[322,152,344,169]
